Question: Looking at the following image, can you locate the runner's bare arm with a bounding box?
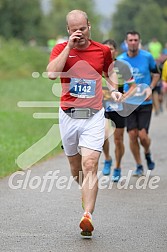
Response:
[47,45,71,79]
[104,73,122,101]
[150,73,160,90]
[47,30,82,79]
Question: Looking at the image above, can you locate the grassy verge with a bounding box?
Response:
[0,77,62,177]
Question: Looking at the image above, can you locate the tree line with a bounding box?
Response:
[0,0,166,46]
[111,0,167,46]
[0,0,102,44]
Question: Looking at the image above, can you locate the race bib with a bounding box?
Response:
[134,85,144,97]
[69,78,96,98]
[105,101,123,112]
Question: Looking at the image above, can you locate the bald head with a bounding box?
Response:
[66,9,91,49]
[66,10,88,25]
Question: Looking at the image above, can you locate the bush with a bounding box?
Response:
[0,37,49,79]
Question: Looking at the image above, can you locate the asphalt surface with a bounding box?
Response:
[0,111,167,252]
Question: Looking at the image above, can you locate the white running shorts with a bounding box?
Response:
[59,107,105,156]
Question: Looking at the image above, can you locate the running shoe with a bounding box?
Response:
[79,212,94,238]
[145,153,155,170]
[102,159,112,175]
[132,164,144,176]
[112,168,121,182]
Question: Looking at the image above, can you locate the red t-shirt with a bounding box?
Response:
[49,40,113,110]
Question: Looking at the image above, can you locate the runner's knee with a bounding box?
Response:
[82,157,98,175]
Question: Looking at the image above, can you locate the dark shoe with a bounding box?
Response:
[133,164,144,176]
[145,153,155,170]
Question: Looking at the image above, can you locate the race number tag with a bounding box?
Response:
[105,101,123,112]
[134,85,144,96]
[102,87,123,112]
[69,78,96,98]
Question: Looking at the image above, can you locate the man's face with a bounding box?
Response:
[67,15,90,46]
[105,44,117,59]
[126,34,140,53]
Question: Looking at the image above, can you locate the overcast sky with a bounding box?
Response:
[41,0,119,17]
[94,0,119,17]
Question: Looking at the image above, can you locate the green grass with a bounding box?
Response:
[0,37,49,79]
[0,77,63,177]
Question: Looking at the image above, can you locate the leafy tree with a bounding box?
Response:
[0,0,104,44]
[134,3,166,45]
[110,0,167,47]
[155,0,167,21]
[0,0,45,43]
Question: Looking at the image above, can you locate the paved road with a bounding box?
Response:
[0,111,167,252]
